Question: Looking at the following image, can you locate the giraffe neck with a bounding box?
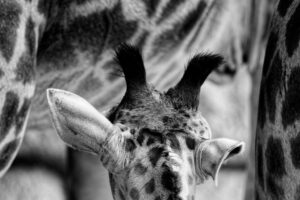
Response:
[0,0,47,177]
[255,0,300,199]
[30,0,252,132]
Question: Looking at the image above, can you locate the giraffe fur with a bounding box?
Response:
[255,0,300,199]
[47,44,245,200]
[0,0,271,199]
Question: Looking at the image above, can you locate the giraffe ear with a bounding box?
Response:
[46,88,118,155]
[194,138,245,186]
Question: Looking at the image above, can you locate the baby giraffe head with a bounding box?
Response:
[47,44,244,200]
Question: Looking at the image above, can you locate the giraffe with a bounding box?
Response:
[255,0,300,199]
[0,0,270,199]
[47,44,245,200]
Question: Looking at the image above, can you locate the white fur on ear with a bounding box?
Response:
[194,138,245,186]
[47,88,117,154]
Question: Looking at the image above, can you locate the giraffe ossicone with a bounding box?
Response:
[47,44,245,200]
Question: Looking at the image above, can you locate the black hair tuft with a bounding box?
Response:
[115,43,147,88]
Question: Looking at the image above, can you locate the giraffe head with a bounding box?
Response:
[47,44,244,200]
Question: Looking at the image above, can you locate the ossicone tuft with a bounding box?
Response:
[166,53,224,110]
[180,54,224,88]
[115,43,147,88]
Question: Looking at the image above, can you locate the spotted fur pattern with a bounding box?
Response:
[46,45,244,200]
[255,0,300,199]
[0,0,270,199]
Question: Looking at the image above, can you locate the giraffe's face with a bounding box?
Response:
[106,107,210,200]
[47,44,244,200]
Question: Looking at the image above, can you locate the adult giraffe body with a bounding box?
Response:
[255,0,300,199]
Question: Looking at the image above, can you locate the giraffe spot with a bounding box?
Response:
[177,1,206,39]
[116,110,124,119]
[145,178,155,194]
[0,91,19,143]
[37,22,75,73]
[290,133,300,169]
[69,2,138,55]
[125,138,136,152]
[0,0,21,62]
[129,188,139,200]
[137,133,145,146]
[123,111,130,117]
[0,138,21,170]
[167,134,181,151]
[40,2,138,65]
[256,144,265,189]
[37,0,52,15]
[294,185,300,200]
[186,2,212,51]
[143,0,160,17]
[167,194,182,200]
[277,0,293,17]
[130,129,136,135]
[15,52,35,84]
[281,68,300,129]
[152,1,206,56]
[266,174,284,198]
[172,123,180,129]
[25,17,36,56]
[262,31,278,77]
[119,189,126,200]
[162,116,172,124]
[15,98,31,136]
[265,137,286,177]
[157,0,185,24]
[139,128,164,145]
[185,137,195,150]
[285,3,300,57]
[134,162,147,175]
[161,165,181,193]
[264,52,283,123]
[147,138,155,146]
[148,147,164,167]
[120,126,128,132]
